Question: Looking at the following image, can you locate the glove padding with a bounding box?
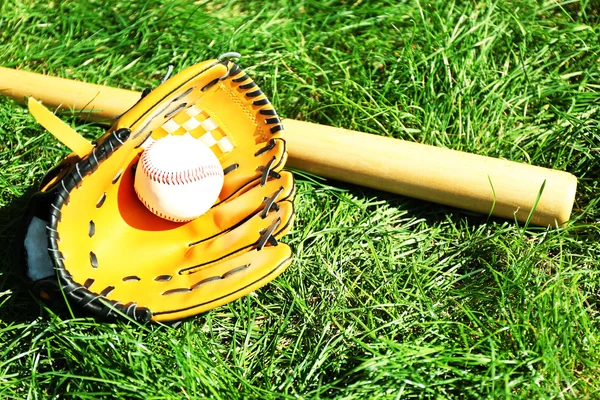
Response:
[21,57,295,322]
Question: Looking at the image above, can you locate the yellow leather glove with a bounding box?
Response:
[22,55,295,322]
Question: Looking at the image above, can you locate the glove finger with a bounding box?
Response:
[90,243,293,321]
[183,199,294,273]
[79,243,292,322]
[218,137,288,203]
[149,244,293,321]
[189,170,295,238]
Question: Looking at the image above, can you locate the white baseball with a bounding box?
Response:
[134,134,224,222]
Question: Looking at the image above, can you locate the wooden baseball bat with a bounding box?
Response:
[0,66,577,227]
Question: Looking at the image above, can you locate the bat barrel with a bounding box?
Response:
[283,119,577,227]
[0,66,577,226]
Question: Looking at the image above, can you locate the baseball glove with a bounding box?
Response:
[21,54,295,322]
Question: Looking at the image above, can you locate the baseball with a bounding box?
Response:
[134,134,224,222]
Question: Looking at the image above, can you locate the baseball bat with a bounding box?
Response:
[0,66,577,227]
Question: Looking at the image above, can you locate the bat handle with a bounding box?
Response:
[283,119,577,227]
[0,66,140,120]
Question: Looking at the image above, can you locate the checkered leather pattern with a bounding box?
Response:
[151,104,235,158]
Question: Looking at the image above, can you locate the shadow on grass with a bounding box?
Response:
[0,186,45,323]
[293,172,506,228]
[0,186,131,325]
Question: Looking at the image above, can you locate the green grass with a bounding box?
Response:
[1,0,599,398]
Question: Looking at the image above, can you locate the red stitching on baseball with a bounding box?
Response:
[140,139,223,186]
